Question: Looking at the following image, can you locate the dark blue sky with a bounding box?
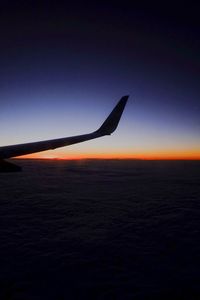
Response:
[0,1,199,159]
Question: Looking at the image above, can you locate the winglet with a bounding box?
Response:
[95,95,129,135]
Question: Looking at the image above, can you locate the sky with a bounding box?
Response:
[0,1,200,159]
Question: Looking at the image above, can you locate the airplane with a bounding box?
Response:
[0,95,128,172]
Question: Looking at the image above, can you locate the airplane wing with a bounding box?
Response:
[0,96,128,165]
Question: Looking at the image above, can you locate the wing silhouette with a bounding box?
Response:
[0,96,128,170]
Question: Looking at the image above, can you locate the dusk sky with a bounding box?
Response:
[0,2,199,159]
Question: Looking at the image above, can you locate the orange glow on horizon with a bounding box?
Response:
[17,149,200,160]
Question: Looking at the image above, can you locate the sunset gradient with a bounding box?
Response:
[0,3,199,161]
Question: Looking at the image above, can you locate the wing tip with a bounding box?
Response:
[96,95,129,136]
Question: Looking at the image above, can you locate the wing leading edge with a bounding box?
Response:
[0,96,128,161]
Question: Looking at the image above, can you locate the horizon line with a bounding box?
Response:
[13,157,200,161]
